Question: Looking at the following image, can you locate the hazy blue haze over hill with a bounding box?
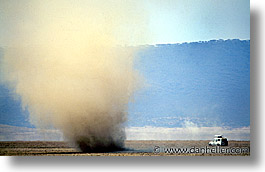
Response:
[0,39,250,129]
[129,39,250,128]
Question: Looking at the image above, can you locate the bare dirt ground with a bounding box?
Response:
[0,140,250,156]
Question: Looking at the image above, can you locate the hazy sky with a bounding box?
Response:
[0,0,250,46]
[144,0,250,44]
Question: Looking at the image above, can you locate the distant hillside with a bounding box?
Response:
[129,39,250,128]
[0,39,250,128]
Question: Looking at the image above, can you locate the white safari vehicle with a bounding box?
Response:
[208,135,228,146]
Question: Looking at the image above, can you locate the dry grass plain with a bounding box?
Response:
[0,140,250,156]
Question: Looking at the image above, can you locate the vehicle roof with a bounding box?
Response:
[214,137,227,139]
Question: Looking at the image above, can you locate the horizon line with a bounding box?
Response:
[0,38,250,49]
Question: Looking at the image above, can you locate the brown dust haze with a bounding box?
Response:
[0,0,148,152]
